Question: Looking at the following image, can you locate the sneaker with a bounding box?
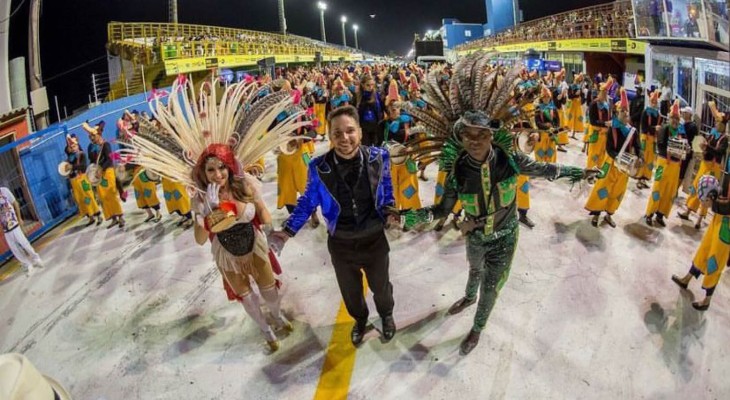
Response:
[603,214,616,228]
[644,215,653,226]
[25,265,36,278]
[459,329,481,356]
[677,211,690,220]
[519,213,536,229]
[448,297,476,315]
[591,214,600,227]
[655,214,666,227]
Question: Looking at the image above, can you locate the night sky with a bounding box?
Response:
[7,0,610,115]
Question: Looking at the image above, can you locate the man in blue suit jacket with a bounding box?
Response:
[269,105,399,346]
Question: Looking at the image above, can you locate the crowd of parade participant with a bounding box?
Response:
[43,56,730,355]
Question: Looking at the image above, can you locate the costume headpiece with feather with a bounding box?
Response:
[397,51,543,172]
[124,76,311,195]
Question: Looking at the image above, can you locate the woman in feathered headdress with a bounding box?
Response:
[128,76,311,352]
[585,76,614,169]
[644,99,687,227]
[678,102,729,229]
[64,133,102,226]
[636,89,663,189]
[584,88,643,227]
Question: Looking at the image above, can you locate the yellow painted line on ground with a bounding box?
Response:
[313,278,368,400]
[0,216,82,282]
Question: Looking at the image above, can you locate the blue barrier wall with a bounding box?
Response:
[1,91,156,264]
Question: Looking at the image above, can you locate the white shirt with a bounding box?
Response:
[0,187,19,232]
[660,85,672,101]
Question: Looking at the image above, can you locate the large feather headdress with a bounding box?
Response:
[124,76,311,193]
[399,51,543,171]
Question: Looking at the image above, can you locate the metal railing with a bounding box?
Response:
[107,22,358,65]
[458,0,635,51]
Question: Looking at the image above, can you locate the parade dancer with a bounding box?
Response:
[562,73,585,150]
[585,77,614,170]
[672,174,729,311]
[84,123,126,229]
[127,76,306,352]
[584,89,643,228]
[398,56,598,355]
[636,90,662,189]
[644,100,687,227]
[382,80,421,212]
[63,134,102,226]
[678,102,729,229]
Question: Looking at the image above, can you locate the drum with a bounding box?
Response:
[57,161,73,177]
[615,152,641,177]
[384,141,408,165]
[115,164,128,181]
[667,136,690,160]
[514,131,535,154]
[142,169,161,183]
[86,163,102,186]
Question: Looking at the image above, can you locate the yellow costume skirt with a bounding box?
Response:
[277,146,308,209]
[434,170,461,212]
[534,131,557,163]
[132,167,161,209]
[98,167,123,220]
[692,213,730,290]
[638,133,656,180]
[645,157,681,217]
[517,175,530,210]
[686,160,722,217]
[391,160,421,210]
[314,103,328,136]
[586,125,608,170]
[565,99,584,135]
[70,174,100,218]
[584,156,629,215]
[162,178,191,216]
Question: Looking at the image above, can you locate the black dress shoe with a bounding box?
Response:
[351,321,367,346]
[655,214,666,227]
[671,275,688,290]
[677,211,690,220]
[448,297,476,315]
[644,215,653,226]
[459,329,481,356]
[692,302,710,311]
[381,315,396,342]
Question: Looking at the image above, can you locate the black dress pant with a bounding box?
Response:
[360,121,381,147]
[327,230,394,324]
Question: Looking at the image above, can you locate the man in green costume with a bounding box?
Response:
[403,111,598,355]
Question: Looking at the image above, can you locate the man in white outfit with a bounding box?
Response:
[0,186,43,276]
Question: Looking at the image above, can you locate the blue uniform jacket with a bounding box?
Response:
[284,146,395,236]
